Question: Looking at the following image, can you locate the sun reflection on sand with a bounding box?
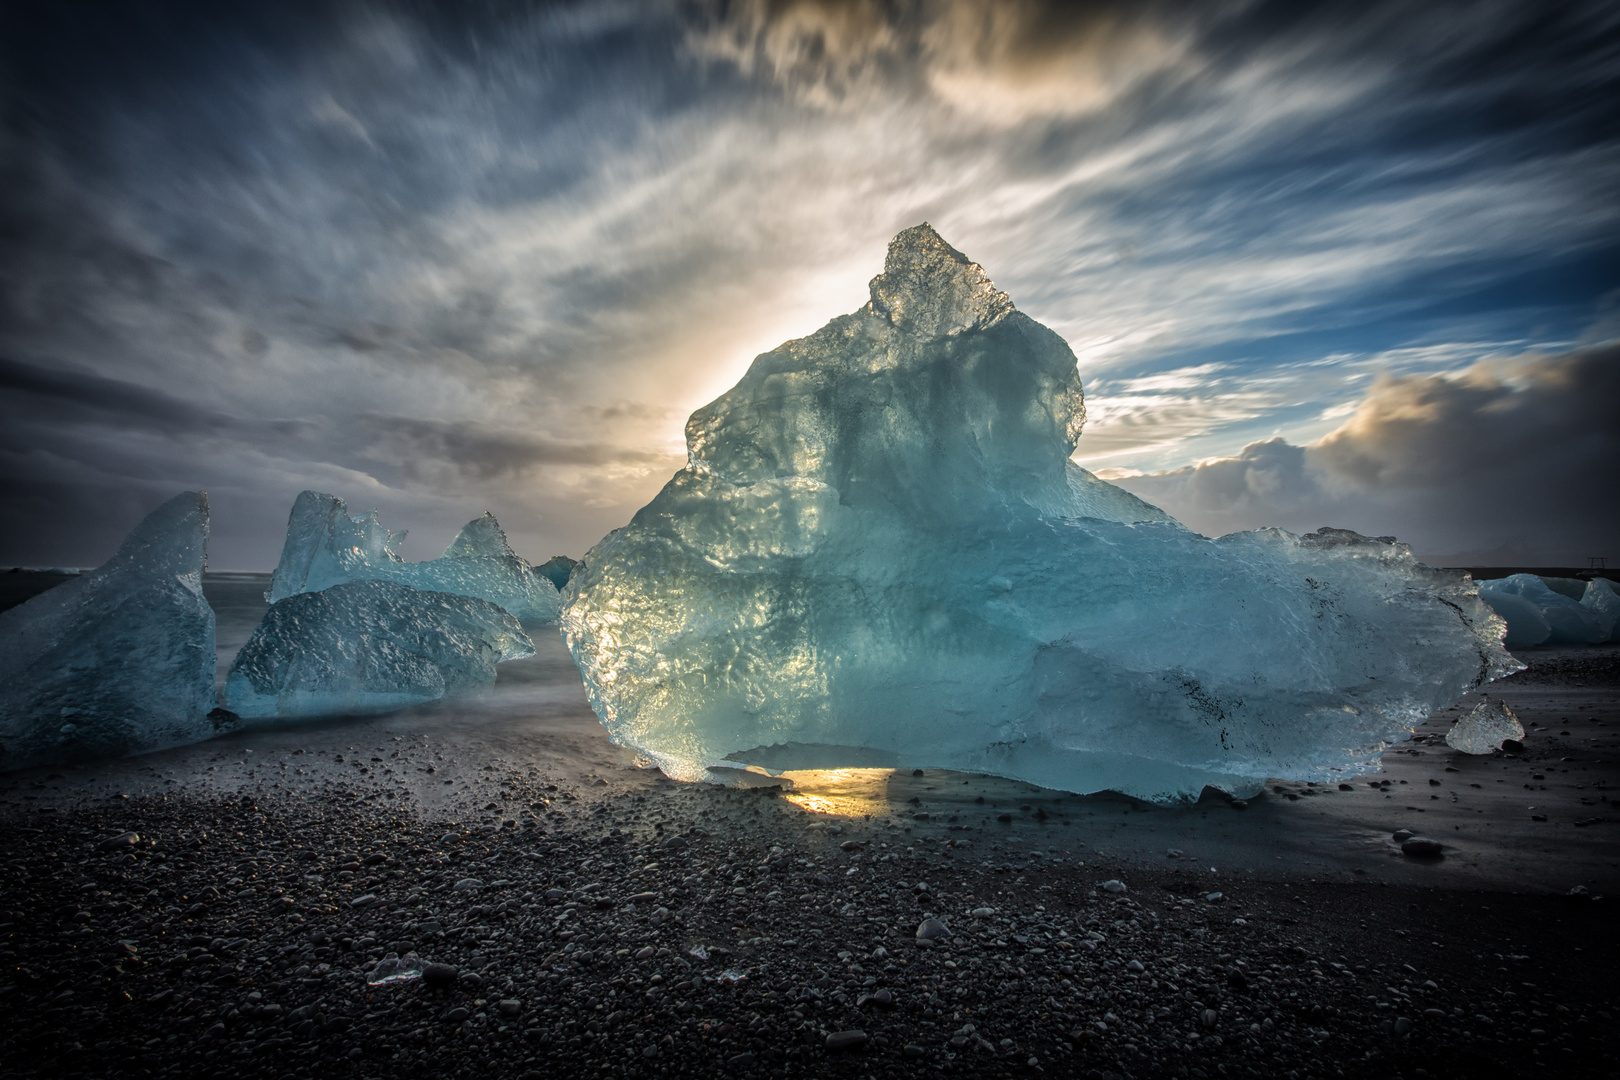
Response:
[780,767,897,816]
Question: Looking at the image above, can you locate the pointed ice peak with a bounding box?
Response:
[868,223,1014,338]
[267,491,404,603]
[444,511,517,560]
[107,490,210,580]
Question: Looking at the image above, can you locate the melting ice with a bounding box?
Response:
[267,491,560,624]
[0,492,217,770]
[562,224,1518,802]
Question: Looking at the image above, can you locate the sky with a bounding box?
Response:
[1,0,1616,570]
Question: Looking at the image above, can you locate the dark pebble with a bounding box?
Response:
[1401,837,1444,858]
[826,1030,869,1052]
[422,962,459,989]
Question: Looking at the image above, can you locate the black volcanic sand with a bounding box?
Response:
[0,577,1617,1079]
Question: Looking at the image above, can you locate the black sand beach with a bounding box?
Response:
[1,575,1616,1079]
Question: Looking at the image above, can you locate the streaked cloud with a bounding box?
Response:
[0,0,1615,567]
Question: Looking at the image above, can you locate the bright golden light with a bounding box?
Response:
[780,767,897,816]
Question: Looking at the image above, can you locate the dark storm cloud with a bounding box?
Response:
[350,414,675,483]
[0,355,232,434]
[1111,344,1620,564]
[1,0,1616,567]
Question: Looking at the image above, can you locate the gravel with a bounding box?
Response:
[0,773,1614,1080]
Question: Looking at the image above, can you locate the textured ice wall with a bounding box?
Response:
[267,492,561,623]
[0,492,217,770]
[225,580,533,719]
[562,224,1519,803]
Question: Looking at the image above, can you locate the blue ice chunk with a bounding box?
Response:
[224,580,533,719]
[0,492,216,770]
[561,225,1518,803]
[267,493,560,623]
[1477,574,1608,646]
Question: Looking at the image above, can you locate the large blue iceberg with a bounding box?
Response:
[0,492,217,769]
[224,580,533,719]
[562,225,1518,802]
[267,491,560,623]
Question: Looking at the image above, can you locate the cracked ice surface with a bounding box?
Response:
[225,580,534,719]
[267,492,560,623]
[0,492,216,770]
[562,224,1519,803]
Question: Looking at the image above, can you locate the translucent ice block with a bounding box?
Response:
[561,225,1519,803]
[0,492,217,770]
[224,580,533,719]
[1445,699,1524,754]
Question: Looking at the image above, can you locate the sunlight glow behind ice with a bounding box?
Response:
[561,225,1519,803]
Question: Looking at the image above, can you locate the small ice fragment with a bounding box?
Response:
[0,492,215,771]
[1444,699,1525,755]
[687,945,708,961]
[224,580,533,719]
[718,969,745,983]
[367,953,424,986]
[267,492,560,623]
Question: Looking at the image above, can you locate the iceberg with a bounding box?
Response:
[1477,574,1609,647]
[561,225,1518,802]
[0,492,216,770]
[224,580,533,719]
[266,492,561,623]
[1444,698,1524,755]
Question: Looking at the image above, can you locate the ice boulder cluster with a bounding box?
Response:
[224,581,533,719]
[563,224,1520,803]
[0,489,554,767]
[0,492,218,770]
[267,491,560,623]
[1475,574,1618,648]
[231,493,553,719]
